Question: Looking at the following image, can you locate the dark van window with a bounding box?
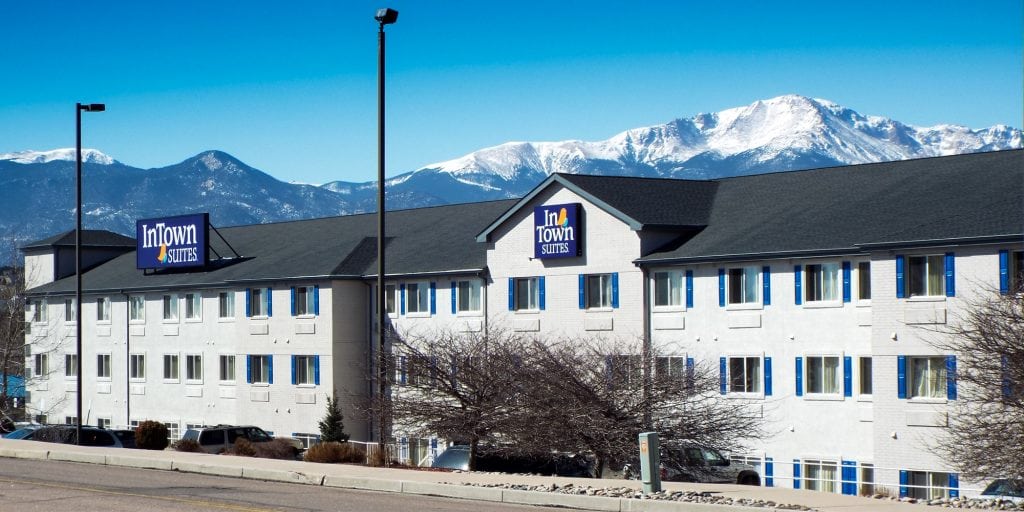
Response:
[200,430,225,446]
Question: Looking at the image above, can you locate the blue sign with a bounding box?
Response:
[136,213,209,269]
[534,203,582,259]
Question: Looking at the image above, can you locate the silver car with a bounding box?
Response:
[660,444,761,486]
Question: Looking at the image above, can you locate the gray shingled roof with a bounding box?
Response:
[22,230,137,250]
[556,173,719,228]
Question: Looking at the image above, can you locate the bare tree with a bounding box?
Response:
[0,265,27,426]
[934,285,1024,480]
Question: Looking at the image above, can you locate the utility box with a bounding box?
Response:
[638,431,662,494]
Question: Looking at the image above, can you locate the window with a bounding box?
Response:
[96,297,110,322]
[607,355,643,387]
[129,295,145,322]
[31,299,47,323]
[184,293,201,320]
[97,418,111,429]
[729,356,761,394]
[1011,250,1024,292]
[406,282,429,314]
[218,292,234,319]
[163,354,180,381]
[291,433,321,449]
[185,355,202,383]
[65,416,78,425]
[250,288,268,317]
[65,354,77,378]
[249,355,271,384]
[97,354,111,379]
[653,270,683,308]
[130,354,145,381]
[514,277,540,311]
[456,280,482,313]
[64,299,76,322]
[857,262,871,300]
[384,284,397,314]
[907,471,954,500]
[806,356,841,395]
[164,422,180,442]
[908,356,946,399]
[728,267,759,304]
[805,263,840,302]
[293,355,317,385]
[804,460,838,493]
[858,357,872,396]
[907,255,945,297]
[585,274,613,309]
[219,355,236,382]
[162,294,178,321]
[295,286,316,316]
[860,464,875,496]
[655,356,687,380]
[33,353,48,378]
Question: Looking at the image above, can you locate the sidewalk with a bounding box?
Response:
[0,439,923,512]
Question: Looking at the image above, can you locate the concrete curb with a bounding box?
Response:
[323,474,403,493]
[108,454,174,471]
[171,460,244,478]
[503,488,622,511]
[401,481,504,503]
[241,467,326,486]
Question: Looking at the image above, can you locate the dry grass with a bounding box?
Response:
[304,442,366,464]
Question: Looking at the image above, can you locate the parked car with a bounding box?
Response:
[30,425,136,448]
[659,443,760,485]
[980,479,1024,504]
[2,425,41,440]
[431,445,592,477]
[180,425,302,454]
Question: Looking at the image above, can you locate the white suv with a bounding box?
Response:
[181,425,302,454]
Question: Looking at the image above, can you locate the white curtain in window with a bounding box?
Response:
[823,357,839,394]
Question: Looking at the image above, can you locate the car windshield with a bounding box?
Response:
[983,479,1024,498]
[245,427,272,442]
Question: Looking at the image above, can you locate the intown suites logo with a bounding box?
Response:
[533,203,582,259]
[135,213,209,270]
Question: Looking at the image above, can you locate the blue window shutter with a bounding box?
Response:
[400,284,406,315]
[685,270,693,308]
[508,278,514,311]
[897,355,907,399]
[719,357,727,395]
[842,261,851,303]
[899,470,908,498]
[578,275,585,309]
[399,356,407,385]
[266,288,273,317]
[539,276,546,310]
[999,250,1010,294]
[246,355,252,383]
[1002,355,1013,399]
[290,287,297,316]
[717,269,725,307]
[762,266,771,306]
[793,460,801,489]
[245,288,251,317]
[948,473,959,498]
[843,356,853,397]
[765,457,774,487]
[841,461,856,495]
[795,357,803,397]
[291,356,297,385]
[945,252,955,297]
[764,356,773,396]
[268,355,274,384]
[430,282,436,315]
[314,355,320,385]
[946,355,957,400]
[611,272,619,308]
[313,285,320,316]
[450,281,457,314]
[685,357,694,389]
[896,255,906,299]
[794,265,803,305]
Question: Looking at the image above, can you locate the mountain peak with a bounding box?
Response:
[0,148,116,165]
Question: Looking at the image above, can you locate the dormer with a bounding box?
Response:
[21,230,136,290]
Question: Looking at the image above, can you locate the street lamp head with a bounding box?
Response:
[375,8,398,25]
[80,103,106,112]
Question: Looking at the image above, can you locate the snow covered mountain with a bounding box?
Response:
[0,148,116,165]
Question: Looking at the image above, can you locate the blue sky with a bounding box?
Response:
[1,0,1020,184]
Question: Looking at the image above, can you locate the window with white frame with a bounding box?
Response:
[250,288,267,317]
[185,354,203,383]
[184,293,201,320]
[65,416,77,425]
[860,464,875,495]
[130,354,145,381]
[96,354,111,379]
[33,353,48,378]
[514,277,540,311]
[655,356,687,380]
[291,433,321,449]
[653,270,683,308]
[456,280,482,313]
[384,284,397,314]
[164,422,180,442]
[163,354,180,381]
[97,418,111,429]
[607,355,643,387]
[805,356,841,396]
[31,299,47,323]
[406,282,429,314]
[1011,250,1024,292]
[727,267,759,304]
[162,294,178,321]
[64,299,76,322]
[219,355,236,382]
[249,355,271,384]
[857,262,871,300]
[65,353,77,378]
[804,459,838,493]
[858,357,872,396]
[96,297,110,322]
[293,355,316,385]
[907,255,945,297]
[295,286,316,315]
[218,291,234,319]
[907,471,953,500]
[129,295,145,322]
[585,274,613,309]
[805,263,840,302]
[728,356,761,394]
[908,356,946,399]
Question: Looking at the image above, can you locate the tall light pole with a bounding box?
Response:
[374,7,398,458]
[75,102,104,445]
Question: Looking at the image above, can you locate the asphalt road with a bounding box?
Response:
[0,458,589,512]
